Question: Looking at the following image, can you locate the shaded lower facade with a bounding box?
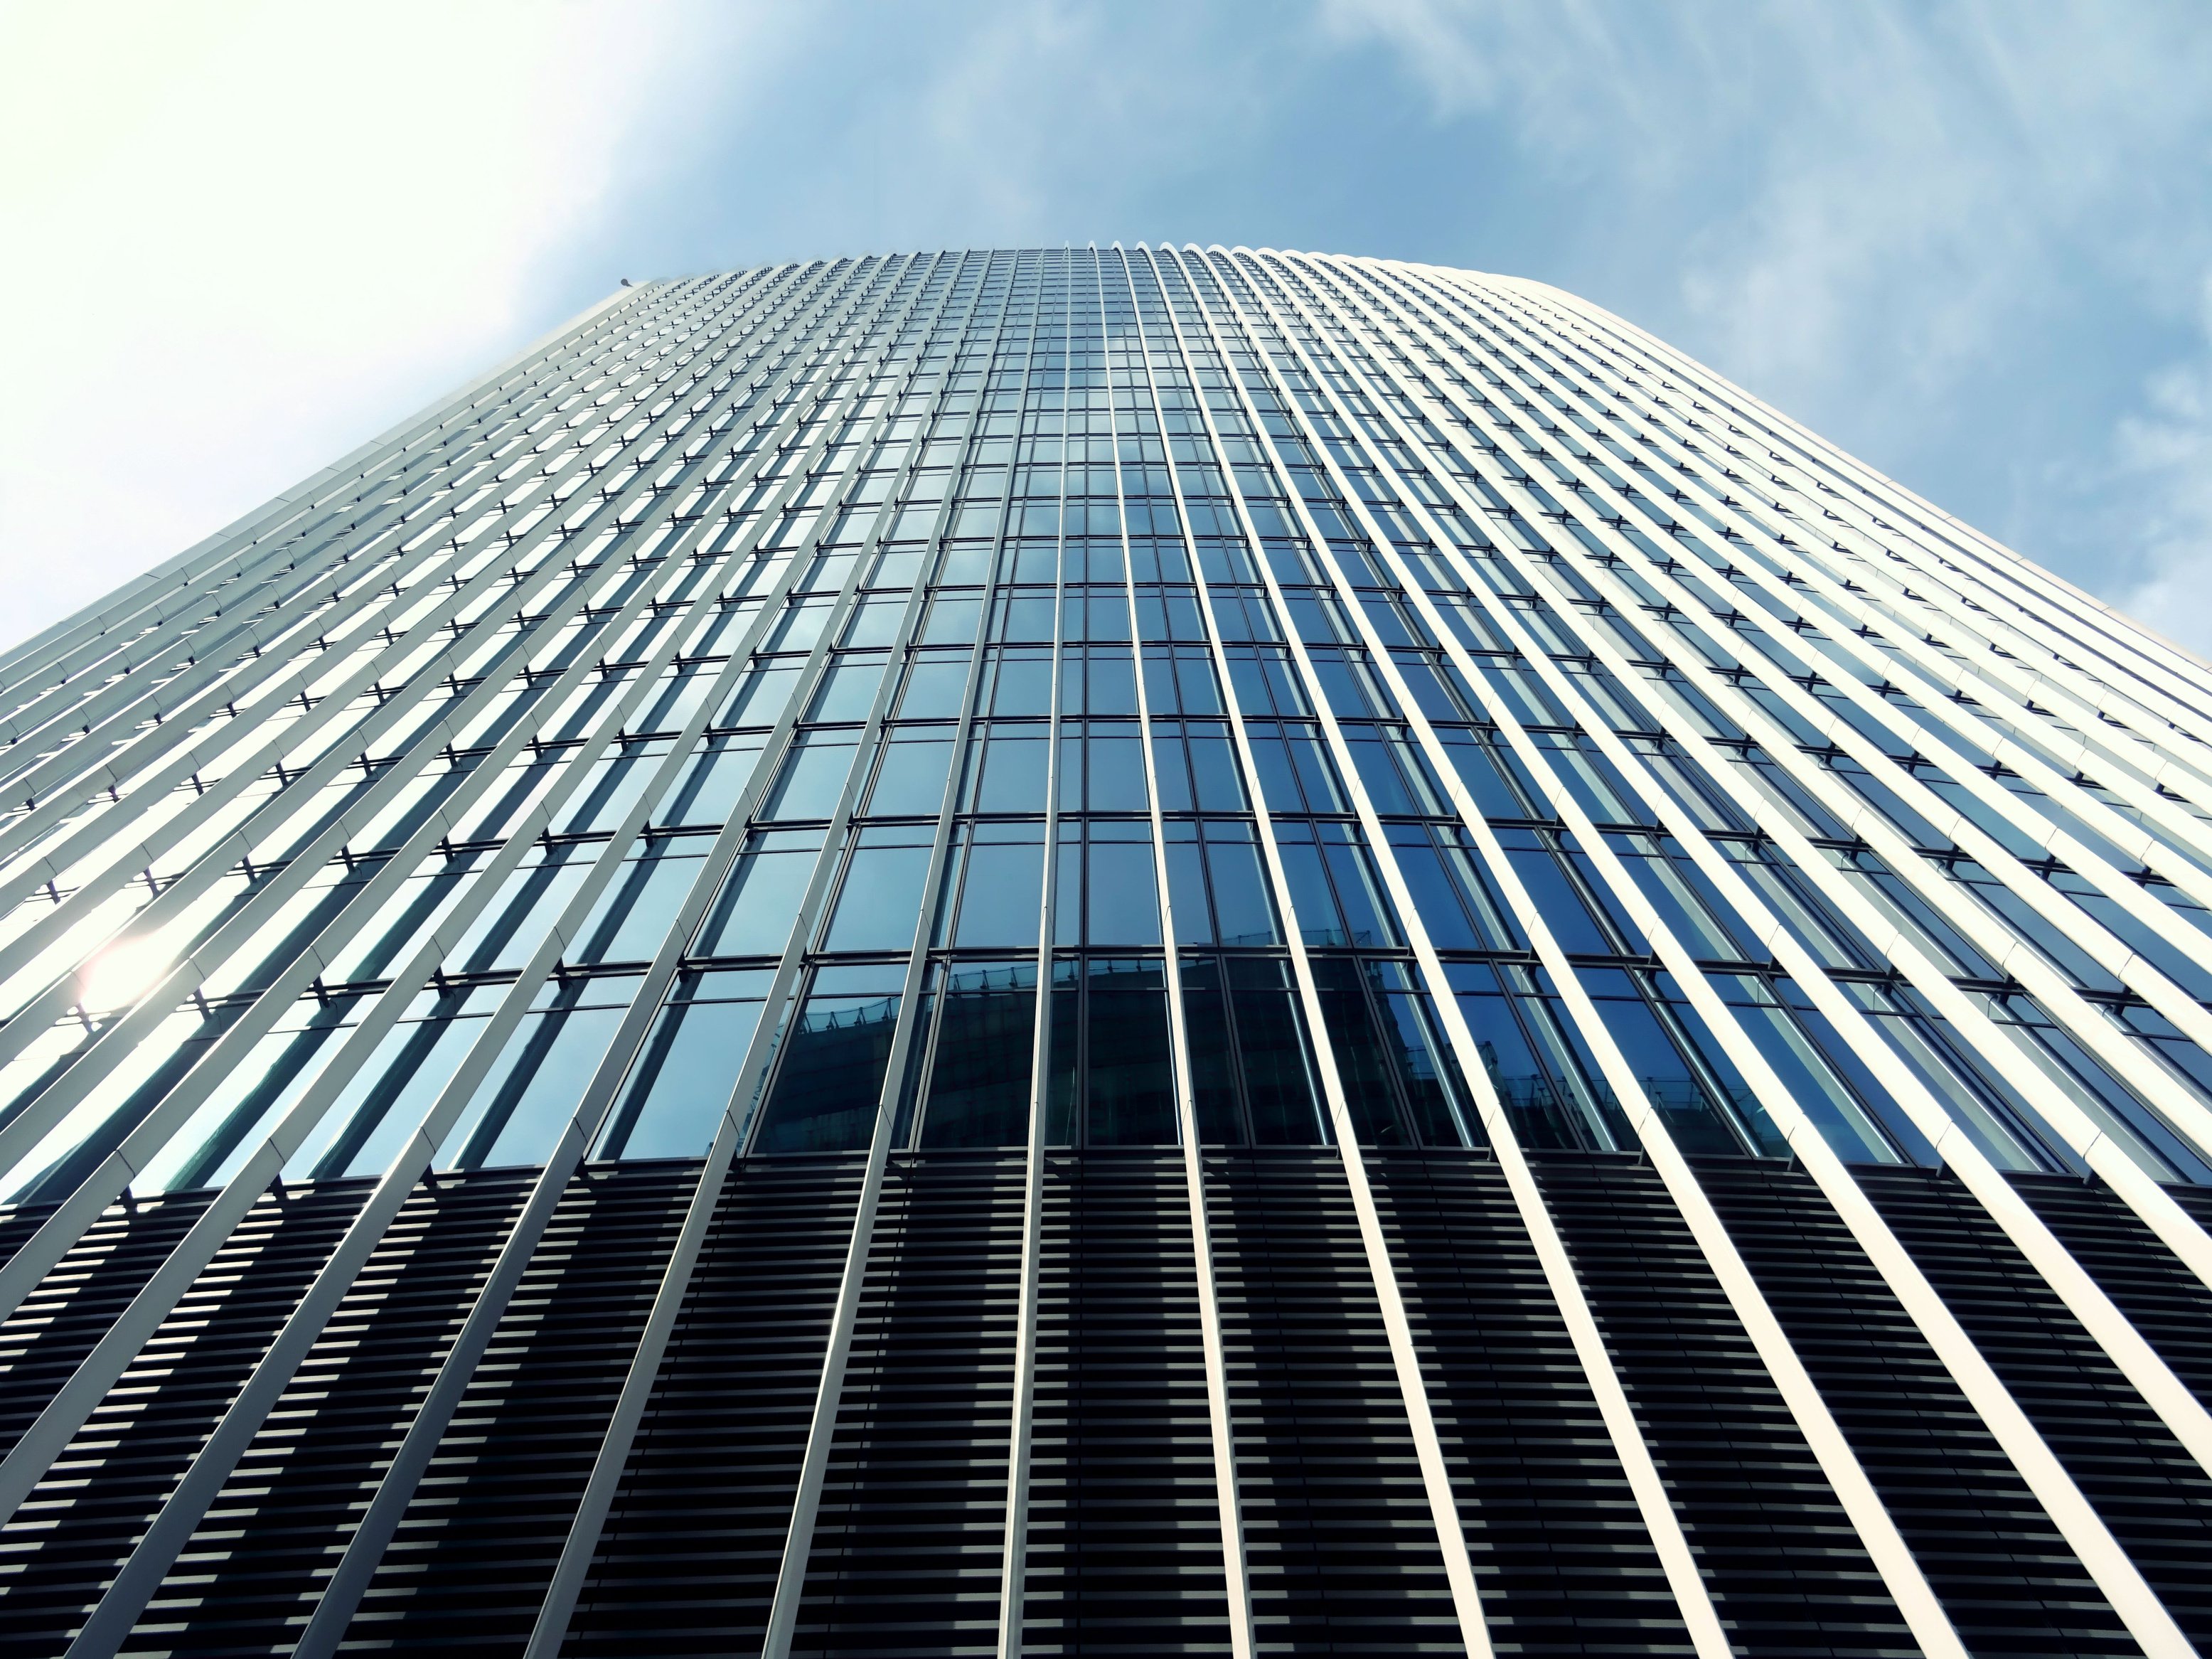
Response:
[4,1146,2208,1657]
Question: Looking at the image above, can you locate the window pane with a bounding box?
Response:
[921,594,983,646]
[1179,958,1244,1145]
[449,847,593,973]
[1085,960,1175,1145]
[1089,648,1138,715]
[561,742,673,834]
[1149,730,1195,812]
[293,1005,488,1181]
[1084,730,1149,811]
[808,652,891,719]
[990,652,1054,715]
[1271,830,1343,948]
[1204,824,1279,947]
[1380,988,1475,1148]
[1320,828,1402,949]
[1229,957,1323,1145]
[919,961,1037,1147]
[1163,826,1210,946]
[752,967,906,1152]
[949,827,1046,950]
[896,656,970,720]
[447,1001,629,1170]
[971,730,1048,813]
[1311,958,1404,1146]
[1000,594,1055,641]
[140,1018,346,1193]
[868,735,956,816]
[572,847,707,966]
[841,599,906,649]
[1190,732,1245,809]
[762,735,859,821]
[1044,961,1079,1145]
[1086,837,1160,948]
[823,836,934,954]
[699,835,822,957]
[657,737,765,827]
[721,662,804,727]
[600,992,767,1161]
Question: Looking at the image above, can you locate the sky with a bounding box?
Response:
[4,0,2211,654]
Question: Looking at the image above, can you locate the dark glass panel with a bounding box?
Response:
[1317,825,1402,949]
[1436,728,1535,818]
[1381,825,1485,953]
[1227,956,1323,1145]
[1085,959,1176,1145]
[1147,728,1194,812]
[1344,731,1418,815]
[1179,957,1245,1144]
[1496,828,1612,954]
[1580,971,1743,1157]
[1310,957,1404,1146]
[1283,727,1346,811]
[1052,825,1082,949]
[1372,969,1477,1148]
[918,961,1038,1147]
[1271,827,1344,947]
[1449,964,1586,1151]
[752,967,906,1153]
[1188,729,1244,809]
[1044,959,1080,1144]
[1241,729,1305,814]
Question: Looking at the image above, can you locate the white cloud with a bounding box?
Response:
[2110,274,2212,658]
[0,0,734,645]
[7,0,2208,659]
[1313,0,2212,641]
[1316,2,2210,379]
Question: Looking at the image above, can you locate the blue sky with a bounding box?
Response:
[6,1,2212,652]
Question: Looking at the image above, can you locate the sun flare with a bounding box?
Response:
[78,936,174,1012]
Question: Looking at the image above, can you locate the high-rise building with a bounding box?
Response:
[1,245,2210,1659]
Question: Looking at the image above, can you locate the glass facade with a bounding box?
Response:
[3,247,2212,1657]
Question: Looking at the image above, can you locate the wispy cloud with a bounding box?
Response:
[6,0,2208,657]
[0,0,742,634]
[1315,0,2212,651]
[2110,275,2212,654]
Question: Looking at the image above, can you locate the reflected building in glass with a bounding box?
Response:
[3,247,2212,1658]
